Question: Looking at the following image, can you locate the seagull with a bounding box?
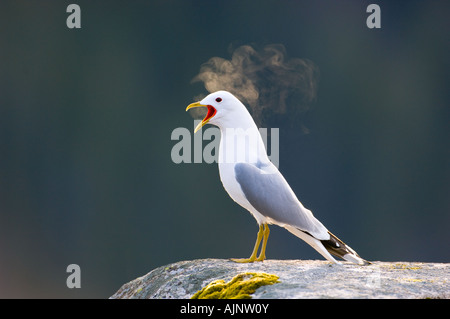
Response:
[186,91,370,265]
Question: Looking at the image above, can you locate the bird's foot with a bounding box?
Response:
[230,255,265,263]
[230,257,256,263]
[230,224,269,263]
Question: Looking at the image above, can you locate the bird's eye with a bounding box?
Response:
[215,97,222,103]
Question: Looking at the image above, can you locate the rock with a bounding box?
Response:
[110,259,450,299]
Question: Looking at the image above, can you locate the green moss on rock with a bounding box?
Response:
[191,272,280,299]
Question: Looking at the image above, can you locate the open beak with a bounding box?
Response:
[186,102,217,133]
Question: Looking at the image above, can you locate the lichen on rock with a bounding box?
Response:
[191,272,280,299]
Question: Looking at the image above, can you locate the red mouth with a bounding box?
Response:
[203,105,217,123]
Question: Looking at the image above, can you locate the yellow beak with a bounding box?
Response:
[186,101,217,133]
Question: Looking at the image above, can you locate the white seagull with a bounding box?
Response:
[186,91,369,265]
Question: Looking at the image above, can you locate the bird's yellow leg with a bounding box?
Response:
[256,224,270,261]
[231,224,264,263]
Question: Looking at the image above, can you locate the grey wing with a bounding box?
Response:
[234,162,329,240]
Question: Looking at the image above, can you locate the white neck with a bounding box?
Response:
[216,110,269,165]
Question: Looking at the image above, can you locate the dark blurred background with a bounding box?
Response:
[0,0,449,298]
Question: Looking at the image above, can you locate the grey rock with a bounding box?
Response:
[110,259,450,299]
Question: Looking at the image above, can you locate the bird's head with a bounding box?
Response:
[186,91,250,133]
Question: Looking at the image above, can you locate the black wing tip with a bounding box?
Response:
[322,231,371,265]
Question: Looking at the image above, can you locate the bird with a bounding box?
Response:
[186,90,370,265]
